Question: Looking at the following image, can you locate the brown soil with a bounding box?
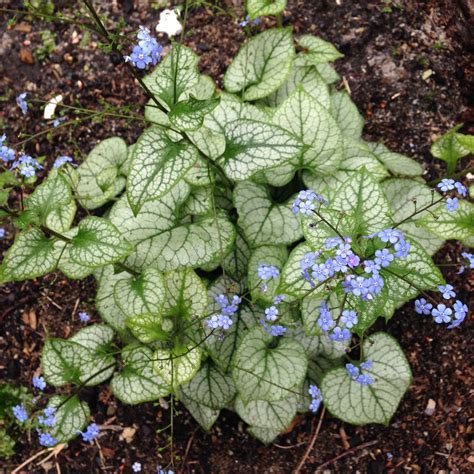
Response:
[0,1,472,473]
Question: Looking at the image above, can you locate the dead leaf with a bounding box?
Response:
[121,426,137,444]
[19,48,34,65]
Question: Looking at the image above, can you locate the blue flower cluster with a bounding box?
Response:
[11,154,43,178]
[124,26,163,69]
[239,15,262,27]
[207,294,242,331]
[17,92,28,115]
[12,404,28,423]
[80,422,100,442]
[33,375,46,391]
[53,155,74,169]
[257,263,280,291]
[459,252,473,274]
[437,178,467,212]
[0,134,15,163]
[78,311,90,323]
[415,284,468,329]
[38,407,56,427]
[260,294,287,337]
[292,189,328,216]
[346,360,374,385]
[317,302,354,342]
[308,384,323,412]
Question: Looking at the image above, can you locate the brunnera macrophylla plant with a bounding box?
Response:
[1,19,473,449]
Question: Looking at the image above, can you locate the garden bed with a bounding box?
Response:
[0,0,472,472]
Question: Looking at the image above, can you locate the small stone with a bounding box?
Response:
[425,398,436,415]
[63,53,74,64]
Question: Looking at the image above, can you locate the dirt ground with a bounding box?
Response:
[0,0,472,472]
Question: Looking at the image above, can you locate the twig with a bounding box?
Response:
[314,439,379,471]
[182,427,198,467]
[294,408,325,474]
[12,448,51,474]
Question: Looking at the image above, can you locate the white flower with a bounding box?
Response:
[155,9,182,37]
[43,94,63,119]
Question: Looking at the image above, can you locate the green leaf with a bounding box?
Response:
[1,228,57,281]
[431,124,471,175]
[180,360,236,409]
[169,96,220,131]
[367,142,423,176]
[179,389,220,431]
[154,346,202,387]
[247,0,287,18]
[298,35,343,63]
[69,324,116,385]
[42,339,91,387]
[234,181,303,247]
[235,393,298,431]
[143,45,200,109]
[273,88,343,174]
[0,429,15,459]
[126,313,167,343]
[331,91,364,139]
[26,172,76,232]
[217,118,303,181]
[205,278,258,373]
[187,126,226,161]
[111,345,169,404]
[182,186,213,216]
[48,396,90,443]
[76,137,128,209]
[69,217,133,269]
[264,65,330,110]
[224,28,294,101]
[382,178,443,255]
[278,243,323,299]
[419,200,474,244]
[321,332,411,425]
[222,229,252,285]
[248,245,288,305]
[127,127,199,214]
[114,268,166,318]
[110,183,235,272]
[233,326,307,402]
[332,169,392,236]
[95,267,130,336]
[314,62,340,84]
[54,229,94,280]
[247,425,281,444]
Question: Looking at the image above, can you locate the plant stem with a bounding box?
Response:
[392,196,444,229]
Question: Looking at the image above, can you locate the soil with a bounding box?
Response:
[0,0,473,473]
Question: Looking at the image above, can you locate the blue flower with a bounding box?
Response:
[394,239,410,258]
[356,373,374,385]
[12,154,43,178]
[447,300,468,329]
[325,237,342,249]
[345,252,360,269]
[261,320,286,337]
[0,228,5,239]
[265,305,279,322]
[309,398,321,412]
[80,423,100,443]
[346,363,359,378]
[461,252,473,268]
[308,384,322,413]
[257,264,280,283]
[340,310,358,329]
[78,311,90,323]
[438,284,455,300]
[437,178,455,192]
[454,181,467,197]
[446,197,459,212]
[329,326,350,341]
[127,45,152,69]
[239,15,261,27]
[17,92,28,115]
[300,252,317,271]
[207,314,233,330]
[273,294,285,305]
[317,302,333,332]
[414,298,433,315]
[0,137,15,163]
[38,407,56,427]
[53,155,74,169]
[364,260,381,274]
[377,229,403,244]
[38,431,57,447]
[132,462,142,472]
[374,248,394,268]
[53,117,66,127]
[12,404,28,423]
[360,360,373,370]
[33,376,46,391]
[292,189,327,215]
[431,304,452,324]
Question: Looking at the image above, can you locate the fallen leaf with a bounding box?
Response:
[19,48,34,65]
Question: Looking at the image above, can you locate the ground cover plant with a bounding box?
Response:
[0,0,472,472]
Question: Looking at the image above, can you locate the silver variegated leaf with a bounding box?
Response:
[48,396,90,443]
[233,326,307,402]
[331,91,364,139]
[321,332,411,425]
[224,28,294,101]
